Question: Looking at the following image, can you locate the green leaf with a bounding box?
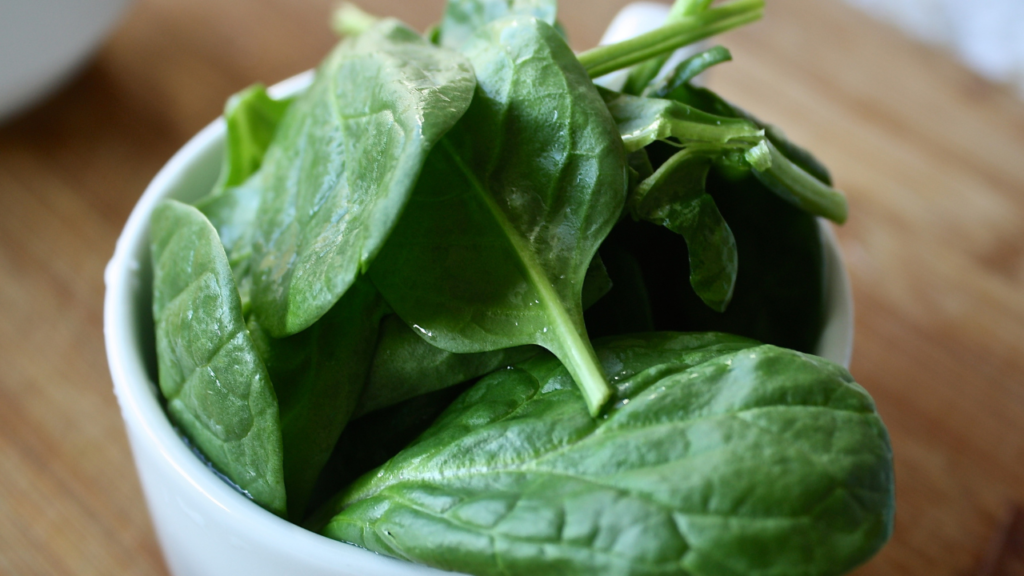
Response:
[249,20,476,337]
[306,382,475,528]
[195,176,263,315]
[369,17,628,416]
[661,84,847,222]
[354,315,539,418]
[600,88,763,153]
[356,255,613,418]
[193,85,295,314]
[646,45,733,98]
[438,0,557,49]
[150,199,286,517]
[248,278,387,520]
[610,167,828,353]
[599,90,753,312]
[323,333,894,576]
[209,85,295,196]
[631,146,738,312]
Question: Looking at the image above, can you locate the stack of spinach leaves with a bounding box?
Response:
[149,0,893,574]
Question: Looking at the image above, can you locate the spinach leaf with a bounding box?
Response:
[357,255,613,418]
[369,16,628,416]
[196,177,263,315]
[322,333,894,576]
[600,90,759,311]
[666,83,834,186]
[306,381,475,527]
[354,315,538,418]
[193,85,295,312]
[610,166,827,353]
[249,20,476,337]
[438,0,557,49]
[248,278,386,520]
[631,145,738,312]
[209,85,295,196]
[660,83,847,222]
[150,199,286,517]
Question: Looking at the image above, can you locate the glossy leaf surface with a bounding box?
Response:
[195,85,295,312]
[151,200,286,516]
[324,333,894,576]
[357,257,613,418]
[249,278,386,520]
[355,316,538,418]
[369,17,628,415]
[250,20,476,337]
[438,0,557,49]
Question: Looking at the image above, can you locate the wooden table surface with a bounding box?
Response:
[2,0,1023,574]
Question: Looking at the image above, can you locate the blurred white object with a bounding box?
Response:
[0,0,132,121]
[846,0,1024,95]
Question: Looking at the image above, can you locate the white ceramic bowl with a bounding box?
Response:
[0,0,132,121]
[103,7,853,576]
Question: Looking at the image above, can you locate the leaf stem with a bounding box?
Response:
[753,140,849,224]
[623,0,717,94]
[578,0,764,79]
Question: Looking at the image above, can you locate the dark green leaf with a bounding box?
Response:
[354,315,538,418]
[248,278,386,520]
[438,0,557,49]
[369,17,628,415]
[194,85,295,313]
[632,146,738,312]
[661,84,846,222]
[610,168,828,353]
[306,382,475,527]
[356,255,612,418]
[323,333,894,576]
[583,242,655,338]
[249,20,476,337]
[150,199,286,516]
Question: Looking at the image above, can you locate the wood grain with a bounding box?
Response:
[0,0,1022,574]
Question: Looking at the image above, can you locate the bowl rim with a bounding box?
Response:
[103,65,853,571]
